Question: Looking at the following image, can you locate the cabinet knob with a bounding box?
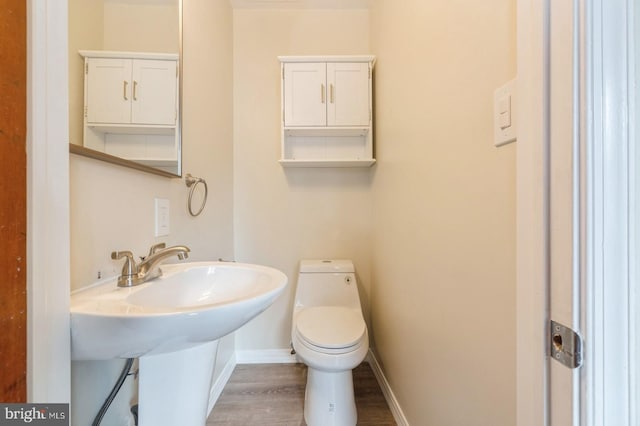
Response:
[321,84,325,104]
[123,80,128,100]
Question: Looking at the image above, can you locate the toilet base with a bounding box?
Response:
[304,367,357,426]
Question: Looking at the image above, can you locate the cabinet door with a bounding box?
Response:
[326,62,370,126]
[131,59,177,125]
[86,58,132,124]
[283,62,326,126]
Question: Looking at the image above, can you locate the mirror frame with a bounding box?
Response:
[69,0,183,178]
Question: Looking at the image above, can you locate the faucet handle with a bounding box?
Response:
[111,251,137,277]
[147,243,166,257]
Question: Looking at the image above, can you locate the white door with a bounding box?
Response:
[283,62,326,127]
[86,57,132,124]
[326,62,370,126]
[130,59,177,125]
[582,0,637,424]
[549,0,638,425]
[517,0,638,425]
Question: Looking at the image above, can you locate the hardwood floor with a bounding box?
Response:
[207,363,396,426]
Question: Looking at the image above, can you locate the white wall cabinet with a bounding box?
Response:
[80,51,179,168]
[279,56,375,167]
[283,62,370,127]
[85,54,177,127]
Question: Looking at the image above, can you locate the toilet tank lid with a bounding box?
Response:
[299,259,354,273]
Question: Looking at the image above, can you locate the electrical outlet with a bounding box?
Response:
[155,198,170,237]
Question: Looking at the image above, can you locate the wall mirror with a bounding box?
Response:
[68,0,182,178]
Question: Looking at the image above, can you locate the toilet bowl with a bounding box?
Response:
[291,259,369,426]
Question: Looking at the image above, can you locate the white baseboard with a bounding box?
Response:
[366,350,409,426]
[236,348,298,364]
[206,353,237,415]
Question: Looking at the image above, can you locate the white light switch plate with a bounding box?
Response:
[494,79,517,147]
[155,198,170,237]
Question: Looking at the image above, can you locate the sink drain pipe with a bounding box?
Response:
[92,358,135,426]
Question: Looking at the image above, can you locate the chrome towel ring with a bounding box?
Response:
[185,173,208,217]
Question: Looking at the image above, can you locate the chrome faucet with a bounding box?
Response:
[111,243,190,287]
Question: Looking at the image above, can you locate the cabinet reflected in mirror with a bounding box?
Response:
[68,0,182,177]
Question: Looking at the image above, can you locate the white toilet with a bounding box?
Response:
[291,259,369,426]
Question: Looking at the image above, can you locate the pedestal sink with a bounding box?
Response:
[71,261,287,426]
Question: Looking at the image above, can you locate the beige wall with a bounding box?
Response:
[369,1,517,425]
[69,1,234,424]
[103,1,179,52]
[232,8,373,351]
[68,0,103,147]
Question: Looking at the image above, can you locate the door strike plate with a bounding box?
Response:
[549,320,583,369]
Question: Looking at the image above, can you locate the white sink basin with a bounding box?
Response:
[71,261,287,360]
[71,260,287,425]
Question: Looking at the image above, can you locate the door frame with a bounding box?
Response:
[516,0,549,424]
[26,0,70,403]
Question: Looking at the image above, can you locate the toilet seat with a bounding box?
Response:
[295,306,366,354]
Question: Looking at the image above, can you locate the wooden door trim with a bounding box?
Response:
[0,0,27,403]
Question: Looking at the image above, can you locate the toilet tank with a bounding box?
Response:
[293,260,361,310]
